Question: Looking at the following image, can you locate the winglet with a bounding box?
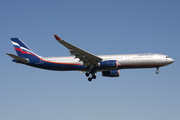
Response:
[54,35,62,40]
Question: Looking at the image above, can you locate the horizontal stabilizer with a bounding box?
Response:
[6,53,29,63]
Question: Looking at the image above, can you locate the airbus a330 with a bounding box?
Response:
[6,35,174,81]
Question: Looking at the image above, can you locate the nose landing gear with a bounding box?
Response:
[156,67,159,74]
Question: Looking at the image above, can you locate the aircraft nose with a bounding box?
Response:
[170,58,174,63]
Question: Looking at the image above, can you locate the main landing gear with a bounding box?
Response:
[156,67,159,74]
[85,72,96,82]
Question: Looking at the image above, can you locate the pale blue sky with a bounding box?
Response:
[1,0,180,120]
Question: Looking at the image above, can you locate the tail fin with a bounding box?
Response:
[11,38,40,58]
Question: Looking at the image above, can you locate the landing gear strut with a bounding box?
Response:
[156,67,159,74]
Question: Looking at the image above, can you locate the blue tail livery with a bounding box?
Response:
[6,35,174,82]
[10,38,40,58]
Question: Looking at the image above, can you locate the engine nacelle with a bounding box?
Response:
[98,60,118,68]
[102,70,120,77]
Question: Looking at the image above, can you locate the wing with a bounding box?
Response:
[54,35,102,67]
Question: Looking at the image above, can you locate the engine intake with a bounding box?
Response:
[102,70,120,77]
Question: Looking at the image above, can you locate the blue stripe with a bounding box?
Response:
[13,45,20,48]
[11,38,31,51]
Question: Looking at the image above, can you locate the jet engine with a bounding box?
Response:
[102,70,120,77]
[98,60,118,68]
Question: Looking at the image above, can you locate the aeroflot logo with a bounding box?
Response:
[12,41,31,53]
[11,41,40,57]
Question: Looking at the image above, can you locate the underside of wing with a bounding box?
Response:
[54,35,102,67]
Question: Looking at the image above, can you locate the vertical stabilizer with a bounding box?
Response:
[11,38,40,58]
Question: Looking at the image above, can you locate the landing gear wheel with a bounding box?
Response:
[86,69,97,81]
[85,72,89,77]
[88,77,92,82]
[92,74,96,79]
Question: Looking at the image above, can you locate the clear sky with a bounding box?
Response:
[1,0,180,120]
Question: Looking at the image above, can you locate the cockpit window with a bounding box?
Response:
[166,56,169,58]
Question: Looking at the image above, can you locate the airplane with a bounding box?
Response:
[6,35,174,82]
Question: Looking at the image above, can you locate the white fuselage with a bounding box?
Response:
[42,53,174,71]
